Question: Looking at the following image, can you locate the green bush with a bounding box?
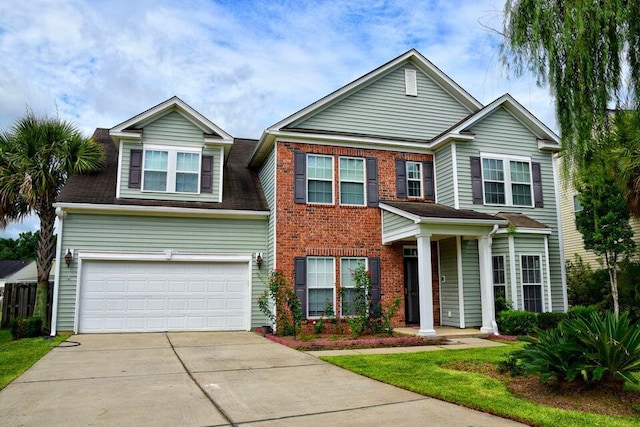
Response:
[567,305,598,320]
[494,296,513,315]
[497,310,537,336]
[10,317,43,340]
[537,311,567,330]
[513,311,640,388]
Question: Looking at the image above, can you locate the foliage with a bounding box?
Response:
[257,270,303,338]
[497,354,526,377]
[378,297,402,336]
[497,310,537,336]
[323,342,640,427]
[575,148,636,318]
[536,312,567,331]
[502,1,640,172]
[566,255,611,311]
[0,329,65,390]
[494,295,513,315]
[0,232,41,261]
[514,311,640,388]
[312,317,324,334]
[0,110,104,328]
[566,305,599,321]
[342,264,372,338]
[9,317,43,340]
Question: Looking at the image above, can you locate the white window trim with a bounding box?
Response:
[306,154,334,205]
[340,257,367,317]
[338,156,366,206]
[406,161,423,198]
[519,253,544,312]
[492,254,507,285]
[480,152,534,208]
[141,144,202,194]
[307,256,336,318]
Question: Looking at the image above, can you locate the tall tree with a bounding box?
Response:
[502,1,640,185]
[611,110,640,215]
[0,231,41,260]
[0,111,104,329]
[575,144,636,319]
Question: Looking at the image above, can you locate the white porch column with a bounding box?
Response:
[417,233,436,336]
[478,236,495,334]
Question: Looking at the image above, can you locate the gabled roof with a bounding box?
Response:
[109,96,234,145]
[430,93,560,151]
[495,212,549,229]
[0,260,30,279]
[381,201,506,224]
[57,129,268,213]
[250,49,484,166]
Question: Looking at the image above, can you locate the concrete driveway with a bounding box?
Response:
[0,332,525,426]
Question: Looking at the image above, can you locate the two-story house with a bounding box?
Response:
[51,49,566,336]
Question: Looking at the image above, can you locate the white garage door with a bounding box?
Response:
[78,261,249,333]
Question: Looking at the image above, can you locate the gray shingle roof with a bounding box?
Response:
[57,129,268,212]
[495,212,549,229]
[0,260,30,279]
[382,201,501,221]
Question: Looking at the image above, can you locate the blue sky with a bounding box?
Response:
[0,0,556,238]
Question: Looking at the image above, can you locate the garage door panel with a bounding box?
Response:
[79,260,249,333]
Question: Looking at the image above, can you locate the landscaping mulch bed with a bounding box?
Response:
[263,332,449,351]
[443,360,640,418]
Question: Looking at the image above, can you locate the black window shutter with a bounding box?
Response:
[366,157,379,207]
[532,162,544,207]
[200,155,213,193]
[129,149,142,189]
[396,159,407,198]
[294,151,306,204]
[369,257,381,318]
[470,156,483,204]
[294,257,307,319]
[423,160,435,200]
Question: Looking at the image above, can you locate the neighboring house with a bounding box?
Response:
[0,260,30,298]
[52,49,566,336]
[2,260,56,283]
[558,160,640,267]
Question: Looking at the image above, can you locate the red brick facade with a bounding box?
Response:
[275,140,440,326]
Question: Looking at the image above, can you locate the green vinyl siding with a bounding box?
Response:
[434,144,454,207]
[259,147,277,270]
[119,111,222,202]
[461,239,482,327]
[438,238,460,326]
[455,107,564,311]
[382,210,414,234]
[56,213,268,331]
[291,63,472,141]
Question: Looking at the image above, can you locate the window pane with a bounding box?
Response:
[339,158,364,181]
[340,258,366,287]
[309,289,333,317]
[512,183,532,206]
[308,181,333,203]
[407,180,422,197]
[482,158,504,181]
[176,173,198,192]
[308,155,333,179]
[523,285,542,312]
[177,152,199,172]
[510,161,531,183]
[492,256,505,285]
[144,150,168,171]
[307,258,334,317]
[484,182,505,204]
[573,195,583,212]
[407,162,421,180]
[143,171,167,191]
[493,285,506,300]
[340,182,364,205]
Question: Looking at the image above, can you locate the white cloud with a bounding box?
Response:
[0,0,559,237]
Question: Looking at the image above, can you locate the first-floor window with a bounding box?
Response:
[521,255,543,312]
[307,257,335,317]
[492,255,506,301]
[340,257,366,316]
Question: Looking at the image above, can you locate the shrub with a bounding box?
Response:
[537,311,567,330]
[313,317,325,334]
[567,305,598,320]
[494,296,513,315]
[10,317,43,340]
[257,270,303,338]
[497,310,537,336]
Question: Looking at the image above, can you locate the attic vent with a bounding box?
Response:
[405,69,417,96]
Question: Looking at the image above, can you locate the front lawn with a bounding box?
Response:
[322,343,640,427]
[0,329,65,390]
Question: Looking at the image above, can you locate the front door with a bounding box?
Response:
[404,243,440,326]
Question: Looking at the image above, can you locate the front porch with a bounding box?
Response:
[395,326,486,339]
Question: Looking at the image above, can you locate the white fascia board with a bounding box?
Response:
[54,202,270,219]
[204,138,234,146]
[379,203,422,222]
[428,132,475,151]
[266,131,434,154]
[379,202,507,227]
[495,227,552,235]
[109,131,141,140]
[538,139,561,152]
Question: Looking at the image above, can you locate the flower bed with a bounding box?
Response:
[264,333,448,351]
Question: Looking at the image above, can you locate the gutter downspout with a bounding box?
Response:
[50,207,64,336]
[488,224,500,335]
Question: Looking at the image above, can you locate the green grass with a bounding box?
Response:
[0,329,66,390]
[321,343,640,427]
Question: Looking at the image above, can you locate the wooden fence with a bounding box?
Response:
[1,282,53,329]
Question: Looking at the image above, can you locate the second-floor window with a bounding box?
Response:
[406,161,422,197]
[339,157,365,205]
[307,154,334,204]
[142,147,201,193]
[482,155,533,207]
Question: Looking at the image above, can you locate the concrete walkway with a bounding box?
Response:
[0,332,525,426]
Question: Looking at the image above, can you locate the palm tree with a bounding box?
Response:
[0,110,104,330]
[612,110,640,217]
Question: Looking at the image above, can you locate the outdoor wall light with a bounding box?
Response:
[256,252,263,269]
[64,249,73,267]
